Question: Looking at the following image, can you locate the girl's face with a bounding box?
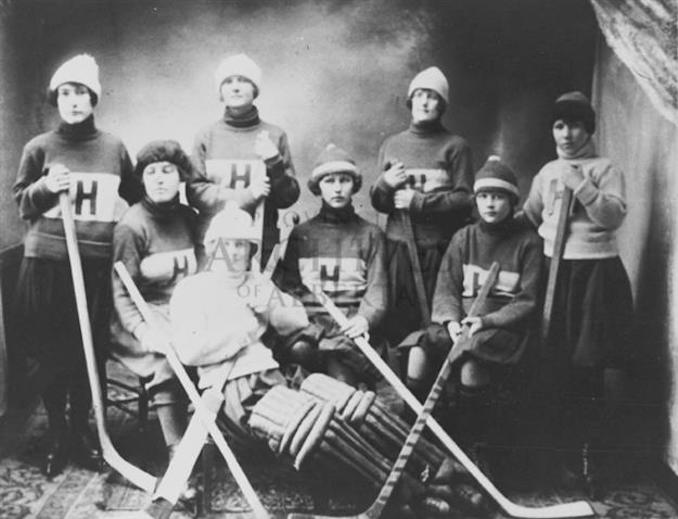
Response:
[410,88,442,123]
[220,75,255,109]
[318,172,354,209]
[57,83,94,124]
[475,190,513,224]
[142,161,181,203]
[552,119,590,155]
[207,238,252,274]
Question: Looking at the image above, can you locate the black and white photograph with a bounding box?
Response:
[0,0,676,517]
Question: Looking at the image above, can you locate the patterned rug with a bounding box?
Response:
[0,366,677,518]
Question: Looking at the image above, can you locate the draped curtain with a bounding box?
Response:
[590,0,678,126]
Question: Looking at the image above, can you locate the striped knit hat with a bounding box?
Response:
[473,156,519,200]
[307,144,362,196]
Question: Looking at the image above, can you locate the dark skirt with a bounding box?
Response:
[547,256,634,372]
[383,239,448,347]
[13,256,111,389]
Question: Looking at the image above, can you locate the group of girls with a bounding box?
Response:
[13,51,633,504]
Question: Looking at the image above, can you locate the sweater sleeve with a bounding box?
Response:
[111,221,147,339]
[186,128,223,215]
[117,145,143,205]
[266,130,300,209]
[431,232,465,324]
[12,142,59,219]
[273,227,311,299]
[481,234,544,329]
[358,228,387,328]
[573,161,626,230]
[522,170,545,228]
[409,140,474,216]
[370,142,397,214]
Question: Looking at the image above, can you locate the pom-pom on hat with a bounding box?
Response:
[48,54,101,106]
[552,91,595,134]
[407,66,449,105]
[135,140,194,182]
[307,144,362,196]
[474,156,520,199]
[204,201,260,244]
[214,53,262,98]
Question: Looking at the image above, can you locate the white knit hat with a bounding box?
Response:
[214,53,262,97]
[407,66,449,105]
[49,54,101,105]
[204,202,260,244]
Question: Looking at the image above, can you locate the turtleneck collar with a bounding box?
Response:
[141,194,181,219]
[223,105,260,128]
[479,214,516,235]
[556,137,596,160]
[409,118,445,135]
[318,201,357,224]
[57,115,97,141]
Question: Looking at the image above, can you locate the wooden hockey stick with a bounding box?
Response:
[400,209,431,326]
[59,193,156,493]
[312,289,594,518]
[114,262,269,519]
[288,263,501,519]
[541,186,573,343]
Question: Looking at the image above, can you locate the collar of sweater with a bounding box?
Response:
[57,115,98,141]
[141,194,181,220]
[556,137,596,160]
[479,215,516,236]
[223,106,260,128]
[409,119,445,135]
[318,201,357,224]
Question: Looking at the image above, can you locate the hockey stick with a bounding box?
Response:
[59,193,156,493]
[114,262,270,519]
[400,209,431,326]
[541,186,573,343]
[288,263,501,519]
[313,289,594,518]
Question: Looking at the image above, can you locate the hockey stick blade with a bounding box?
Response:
[315,291,594,519]
[60,194,156,493]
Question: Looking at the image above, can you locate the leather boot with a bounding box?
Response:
[70,422,103,471]
[43,429,69,478]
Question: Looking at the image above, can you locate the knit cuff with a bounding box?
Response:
[409,190,425,213]
[29,176,59,210]
[574,177,598,206]
[374,176,394,193]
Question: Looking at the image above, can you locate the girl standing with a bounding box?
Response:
[12,54,140,477]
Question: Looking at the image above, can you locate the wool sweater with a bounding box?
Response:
[522,141,626,259]
[275,203,387,329]
[170,270,308,389]
[188,106,299,248]
[111,197,200,354]
[432,220,543,330]
[13,117,140,260]
[370,121,474,247]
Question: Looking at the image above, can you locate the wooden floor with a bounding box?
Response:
[0,362,676,518]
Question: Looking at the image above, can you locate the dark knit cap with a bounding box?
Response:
[474,156,519,201]
[135,140,194,181]
[307,144,362,196]
[552,91,595,134]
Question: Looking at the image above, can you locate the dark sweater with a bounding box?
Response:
[13,117,140,259]
[275,203,387,329]
[111,197,200,349]
[187,106,299,249]
[370,121,474,247]
[432,220,543,330]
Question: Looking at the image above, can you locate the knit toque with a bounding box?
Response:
[407,67,449,105]
[552,91,595,134]
[204,201,260,244]
[307,144,362,196]
[135,140,194,182]
[48,54,101,106]
[474,156,520,198]
[214,53,262,98]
